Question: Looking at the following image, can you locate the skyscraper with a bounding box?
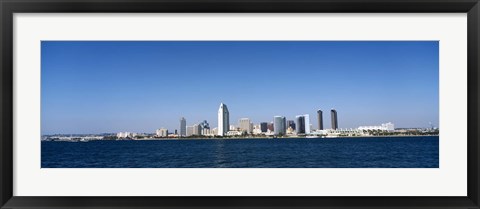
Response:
[239,118,252,133]
[180,117,186,137]
[317,110,323,130]
[218,103,230,136]
[304,114,310,134]
[331,109,338,130]
[260,122,268,133]
[273,116,286,136]
[295,115,306,134]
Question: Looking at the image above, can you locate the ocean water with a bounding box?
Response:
[41,136,439,168]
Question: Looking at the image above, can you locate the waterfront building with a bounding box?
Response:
[317,110,323,130]
[273,116,286,136]
[218,103,230,136]
[180,117,186,136]
[116,132,136,139]
[331,109,338,130]
[239,118,253,133]
[227,130,243,136]
[199,120,210,135]
[192,124,202,136]
[156,128,168,137]
[304,114,311,134]
[260,122,268,132]
[211,127,218,135]
[253,126,263,135]
[358,122,395,131]
[267,122,274,132]
[186,126,194,137]
[295,115,306,134]
[286,120,296,130]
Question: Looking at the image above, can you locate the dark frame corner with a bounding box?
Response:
[1,0,479,208]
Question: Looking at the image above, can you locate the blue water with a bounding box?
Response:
[41,136,439,168]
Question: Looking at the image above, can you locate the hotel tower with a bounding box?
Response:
[331,109,338,130]
[218,103,230,136]
[317,110,323,130]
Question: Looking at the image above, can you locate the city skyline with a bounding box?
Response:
[41,41,439,134]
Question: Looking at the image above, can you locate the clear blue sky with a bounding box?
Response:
[41,41,439,134]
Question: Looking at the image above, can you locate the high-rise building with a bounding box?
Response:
[192,124,201,136]
[286,120,296,130]
[260,122,268,132]
[304,114,310,134]
[180,117,186,136]
[331,109,338,130]
[295,115,306,134]
[273,116,286,136]
[239,118,252,133]
[186,126,194,136]
[218,103,230,136]
[317,110,323,130]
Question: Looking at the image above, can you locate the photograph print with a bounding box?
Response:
[41,41,439,168]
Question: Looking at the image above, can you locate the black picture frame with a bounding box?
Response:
[1,0,479,208]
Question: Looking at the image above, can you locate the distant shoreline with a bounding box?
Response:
[138,135,439,141]
[42,135,439,142]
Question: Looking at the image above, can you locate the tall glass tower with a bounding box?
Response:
[331,109,338,130]
[295,115,306,134]
[180,117,186,137]
[317,110,323,130]
[273,116,286,136]
[217,103,229,136]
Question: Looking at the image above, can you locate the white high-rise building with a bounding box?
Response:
[239,118,252,133]
[304,114,311,134]
[218,103,230,136]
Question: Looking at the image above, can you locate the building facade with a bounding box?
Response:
[180,117,186,137]
[192,124,201,136]
[239,118,252,133]
[331,109,338,130]
[260,122,268,133]
[186,126,194,137]
[295,115,306,134]
[317,109,323,130]
[273,116,286,136]
[217,103,230,136]
[358,122,395,131]
[156,128,168,137]
[304,114,311,134]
